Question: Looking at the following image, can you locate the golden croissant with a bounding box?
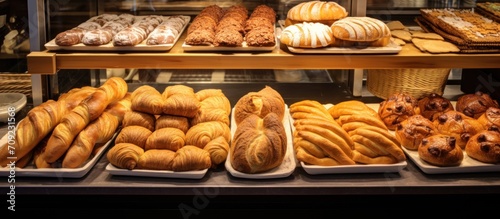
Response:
[107,143,144,170]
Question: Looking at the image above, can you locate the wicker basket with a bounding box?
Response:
[0,73,32,97]
[366,68,451,100]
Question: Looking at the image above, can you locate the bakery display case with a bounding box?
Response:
[1,0,500,214]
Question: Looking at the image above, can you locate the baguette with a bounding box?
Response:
[42,77,128,163]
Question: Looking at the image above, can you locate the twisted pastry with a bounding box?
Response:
[348,126,406,164]
[0,87,96,167]
[62,93,132,168]
[43,77,128,163]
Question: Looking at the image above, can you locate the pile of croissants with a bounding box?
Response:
[107,84,232,171]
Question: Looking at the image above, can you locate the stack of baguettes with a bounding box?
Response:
[280,1,391,48]
[229,86,287,174]
[290,99,406,166]
[106,84,232,171]
[0,77,131,169]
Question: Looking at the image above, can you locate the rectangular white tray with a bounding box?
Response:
[0,133,115,178]
[291,103,407,175]
[403,147,500,174]
[225,105,296,179]
[44,16,190,52]
[105,163,208,179]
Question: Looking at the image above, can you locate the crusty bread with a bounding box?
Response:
[280,22,334,48]
[331,16,391,42]
[285,1,348,26]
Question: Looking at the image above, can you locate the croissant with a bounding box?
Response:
[191,108,230,126]
[145,127,186,151]
[107,143,144,170]
[155,114,190,133]
[162,85,201,118]
[131,85,165,115]
[115,125,153,149]
[204,136,230,168]
[195,89,231,115]
[230,113,287,173]
[62,94,132,168]
[198,95,232,115]
[172,145,211,171]
[0,86,96,167]
[185,121,231,149]
[136,149,176,170]
[233,86,285,125]
[43,77,128,163]
[122,110,156,132]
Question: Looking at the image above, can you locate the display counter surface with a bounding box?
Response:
[27,32,500,74]
[1,83,499,197]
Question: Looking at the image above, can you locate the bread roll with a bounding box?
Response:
[395,114,438,151]
[378,92,418,131]
[433,110,484,149]
[418,93,454,121]
[285,1,348,26]
[477,107,500,130]
[331,16,391,43]
[465,130,500,164]
[280,22,334,48]
[418,134,463,167]
[230,113,287,173]
[456,91,499,119]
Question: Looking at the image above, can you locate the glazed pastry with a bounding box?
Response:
[280,22,334,48]
[418,134,463,167]
[395,114,438,150]
[433,110,484,149]
[54,27,85,46]
[418,93,454,121]
[465,130,500,164]
[81,29,113,46]
[378,92,419,131]
[456,91,499,119]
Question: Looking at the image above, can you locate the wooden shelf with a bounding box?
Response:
[27,33,500,74]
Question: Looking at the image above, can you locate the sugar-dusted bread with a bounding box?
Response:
[280,22,334,48]
[285,1,348,26]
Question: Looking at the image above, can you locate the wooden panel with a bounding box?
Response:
[27,51,57,74]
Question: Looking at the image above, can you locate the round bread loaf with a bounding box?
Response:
[465,130,500,164]
[456,91,499,119]
[280,22,334,48]
[418,93,454,121]
[395,114,438,151]
[233,86,285,125]
[285,1,348,26]
[418,134,463,167]
[331,16,391,42]
[378,92,419,131]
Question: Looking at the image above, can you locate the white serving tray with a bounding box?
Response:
[44,16,190,52]
[105,163,208,179]
[0,132,115,178]
[403,147,500,174]
[291,103,407,175]
[225,105,296,179]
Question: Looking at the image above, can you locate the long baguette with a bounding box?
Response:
[42,77,128,163]
[62,93,132,168]
[0,87,96,167]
